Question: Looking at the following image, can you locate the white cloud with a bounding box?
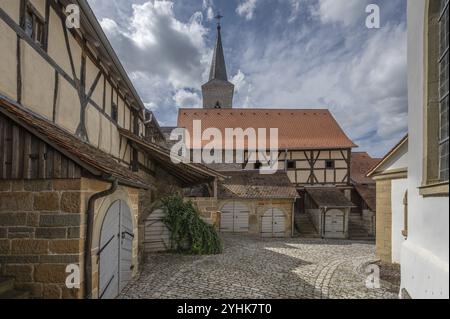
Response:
[95,1,212,124]
[313,0,370,26]
[174,89,202,108]
[202,0,215,21]
[236,0,259,20]
[230,70,246,92]
[232,20,407,157]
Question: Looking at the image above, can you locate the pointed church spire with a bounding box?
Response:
[209,14,228,81]
[202,14,234,109]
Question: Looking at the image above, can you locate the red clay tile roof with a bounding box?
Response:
[350,152,381,184]
[177,109,356,150]
[219,171,299,199]
[306,188,356,208]
[354,184,376,211]
[0,96,147,189]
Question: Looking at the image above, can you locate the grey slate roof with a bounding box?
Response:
[209,26,228,81]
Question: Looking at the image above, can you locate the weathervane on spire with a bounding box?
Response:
[215,12,223,29]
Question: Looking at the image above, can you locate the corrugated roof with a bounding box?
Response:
[350,152,381,184]
[219,171,299,199]
[306,188,356,208]
[0,96,147,188]
[177,109,356,149]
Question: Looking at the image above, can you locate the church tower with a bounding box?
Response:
[202,15,234,109]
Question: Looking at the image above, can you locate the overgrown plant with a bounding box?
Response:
[160,195,222,255]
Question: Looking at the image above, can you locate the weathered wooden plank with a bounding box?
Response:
[30,135,39,179]
[3,121,12,179]
[38,141,46,179]
[0,117,4,179]
[22,132,32,179]
[53,150,62,178]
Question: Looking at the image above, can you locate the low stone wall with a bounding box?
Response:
[189,197,220,228]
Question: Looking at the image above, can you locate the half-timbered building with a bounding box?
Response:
[0,0,221,299]
[174,22,373,240]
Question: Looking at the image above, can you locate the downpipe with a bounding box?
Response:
[84,178,118,299]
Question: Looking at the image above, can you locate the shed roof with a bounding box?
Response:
[177,109,356,150]
[306,188,356,208]
[0,96,147,189]
[218,171,299,199]
[118,128,224,187]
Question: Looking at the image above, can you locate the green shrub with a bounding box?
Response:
[160,195,222,255]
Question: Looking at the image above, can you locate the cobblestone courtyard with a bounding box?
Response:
[120,235,399,299]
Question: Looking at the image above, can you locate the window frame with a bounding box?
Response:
[420,0,449,196]
[23,2,46,47]
[438,0,449,182]
[325,160,335,170]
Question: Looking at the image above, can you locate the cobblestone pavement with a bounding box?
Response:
[119,234,399,299]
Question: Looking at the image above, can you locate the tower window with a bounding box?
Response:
[215,101,221,109]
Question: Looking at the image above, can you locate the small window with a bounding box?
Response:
[111,103,118,123]
[24,5,45,46]
[254,161,262,170]
[325,160,335,169]
[287,160,296,169]
[214,101,221,109]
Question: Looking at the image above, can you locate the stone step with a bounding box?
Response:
[295,214,320,238]
[0,277,15,295]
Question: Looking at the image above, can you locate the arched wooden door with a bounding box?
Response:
[99,200,134,299]
[261,207,285,238]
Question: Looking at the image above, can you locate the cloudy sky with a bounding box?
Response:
[87,0,407,157]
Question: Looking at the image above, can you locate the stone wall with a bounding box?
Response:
[190,197,220,228]
[0,179,84,299]
[0,178,141,299]
[375,180,392,263]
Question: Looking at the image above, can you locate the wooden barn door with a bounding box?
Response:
[220,202,249,233]
[99,200,134,299]
[261,208,285,238]
[324,209,345,239]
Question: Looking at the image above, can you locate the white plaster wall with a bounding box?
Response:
[391,178,408,264]
[402,0,449,299]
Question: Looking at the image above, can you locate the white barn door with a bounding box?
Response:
[261,208,285,238]
[220,202,249,233]
[99,200,134,299]
[324,209,345,239]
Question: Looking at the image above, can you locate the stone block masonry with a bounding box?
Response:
[0,179,84,299]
